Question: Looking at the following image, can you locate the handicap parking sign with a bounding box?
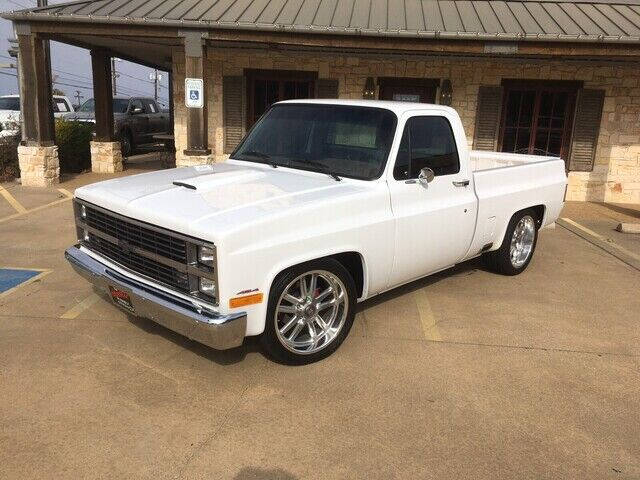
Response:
[185,78,204,108]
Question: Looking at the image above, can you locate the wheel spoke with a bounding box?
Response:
[279,315,299,334]
[309,273,318,298]
[278,305,296,314]
[299,277,308,299]
[287,322,304,341]
[315,287,333,303]
[314,314,328,331]
[283,293,302,305]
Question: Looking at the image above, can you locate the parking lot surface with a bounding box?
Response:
[1,164,639,479]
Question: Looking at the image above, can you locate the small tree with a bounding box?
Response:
[56,119,93,173]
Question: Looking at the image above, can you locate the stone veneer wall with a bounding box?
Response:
[171,47,640,204]
[90,141,124,173]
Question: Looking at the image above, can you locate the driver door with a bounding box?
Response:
[387,113,477,287]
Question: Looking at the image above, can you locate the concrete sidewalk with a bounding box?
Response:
[1,178,639,479]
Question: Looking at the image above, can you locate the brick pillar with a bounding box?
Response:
[17,144,59,187]
[175,153,214,167]
[90,141,124,173]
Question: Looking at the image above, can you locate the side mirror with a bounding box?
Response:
[131,107,143,115]
[418,167,435,186]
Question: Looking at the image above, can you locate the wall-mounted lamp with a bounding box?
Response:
[363,77,376,99]
[439,79,453,106]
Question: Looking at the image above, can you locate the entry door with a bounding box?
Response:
[387,114,477,287]
[379,78,438,103]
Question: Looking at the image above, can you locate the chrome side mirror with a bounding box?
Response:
[418,167,435,186]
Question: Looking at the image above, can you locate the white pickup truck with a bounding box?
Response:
[66,100,566,364]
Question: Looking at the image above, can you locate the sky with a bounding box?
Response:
[0,0,170,108]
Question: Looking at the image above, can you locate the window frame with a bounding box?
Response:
[498,79,581,163]
[392,115,461,181]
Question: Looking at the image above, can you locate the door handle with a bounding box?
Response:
[453,180,470,187]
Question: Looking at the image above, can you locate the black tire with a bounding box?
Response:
[120,130,134,157]
[483,209,539,276]
[260,258,357,365]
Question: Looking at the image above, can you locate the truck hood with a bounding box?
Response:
[74,161,371,241]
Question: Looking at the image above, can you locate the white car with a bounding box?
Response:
[66,100,566,364]
[0,94,74,137]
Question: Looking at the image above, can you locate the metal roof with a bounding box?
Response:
[3,0,640,43]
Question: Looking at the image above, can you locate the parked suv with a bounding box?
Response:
[64,96,170,156]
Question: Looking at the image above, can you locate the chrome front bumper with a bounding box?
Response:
[65,245,247,350]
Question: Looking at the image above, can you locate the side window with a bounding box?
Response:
[393,116,460,180]
[144,99,158,113]
[130,99,145,113]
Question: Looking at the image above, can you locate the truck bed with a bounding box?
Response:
[470,150,559,172]
[464,150,567,260]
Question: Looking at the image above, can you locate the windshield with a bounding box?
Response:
[78,98,130,113]
[0,97,20,111]
[232,104,397,180]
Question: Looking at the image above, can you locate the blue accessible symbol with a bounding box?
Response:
[190,90,199,101]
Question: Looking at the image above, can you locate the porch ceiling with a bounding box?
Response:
[3,0,640,45]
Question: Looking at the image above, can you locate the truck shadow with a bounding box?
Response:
[107,257,484,366]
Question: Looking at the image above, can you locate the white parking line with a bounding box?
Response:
[415,288,442,342]
[60,293,101,319]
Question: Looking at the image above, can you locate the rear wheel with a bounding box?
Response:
[261,259,356,365]
[120,131,134,157]
[483,209,538,275]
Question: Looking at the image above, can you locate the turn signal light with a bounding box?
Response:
[229,293,263,309]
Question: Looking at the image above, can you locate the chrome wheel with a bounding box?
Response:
[510,215,536,268]
[274,270,349,355]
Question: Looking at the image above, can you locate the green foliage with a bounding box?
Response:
[0,133,20,182]
[56,119,93,173]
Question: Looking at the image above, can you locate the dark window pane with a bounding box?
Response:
[502,127,517,153]
[394,128,411,180]
[404,116,460,177]
[537,116,551,128]
[515,128,531,153]
[534,129,550,153]
[283,81,296,100]
[553,93,568,116]
[519,92,535,127]
[539,92,553,116]
[505,91,521,127]
[551,117,564,129]
[547,131,563,156]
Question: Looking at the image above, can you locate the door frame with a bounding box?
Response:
[245,69,317,129]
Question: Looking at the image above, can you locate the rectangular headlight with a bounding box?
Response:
[199,277,217,298]
[197,245,215,267]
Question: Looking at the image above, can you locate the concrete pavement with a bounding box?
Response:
[1,172,639,479]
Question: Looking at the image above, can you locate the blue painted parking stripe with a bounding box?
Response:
[0,268,52,298]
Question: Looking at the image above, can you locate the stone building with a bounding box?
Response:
[3,0,640,203]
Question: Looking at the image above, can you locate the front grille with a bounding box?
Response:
[84,205,187,263]
[90,235,190,293]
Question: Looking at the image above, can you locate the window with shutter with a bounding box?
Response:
[473,86,504,151]
[317,78,339,99]
[223,76,245,154]
[568,89,605,172]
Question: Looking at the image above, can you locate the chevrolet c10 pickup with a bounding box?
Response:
[66,99,567,364]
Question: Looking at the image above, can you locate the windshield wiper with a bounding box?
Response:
[292,161,342,182]
[239,150,279,168]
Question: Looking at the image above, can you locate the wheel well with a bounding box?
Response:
[528,205,546,228]
[329,252,365,298]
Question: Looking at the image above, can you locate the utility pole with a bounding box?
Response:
[150,69,162,102]
[74,90,84,109]
[111,57,117,96]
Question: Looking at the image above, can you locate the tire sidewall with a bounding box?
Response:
[261,258,357,365]
[499,210,539,275]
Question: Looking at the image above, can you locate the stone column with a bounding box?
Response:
[17,145,59,187]
[89,49,123,173]
[90,141,124,173]
[16,24,59,186]
[177,31,213,167]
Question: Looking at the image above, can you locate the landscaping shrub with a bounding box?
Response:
[56,119,93,173]
[0,131,20,182]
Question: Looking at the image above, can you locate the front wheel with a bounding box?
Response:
[483,209,538,275]
[120,131,134,157]
[261,259,356,365]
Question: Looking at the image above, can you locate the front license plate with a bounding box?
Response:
[109,286,135,313]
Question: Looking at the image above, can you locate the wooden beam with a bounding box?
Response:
[90,49,114,142]
[17,30,54,145]
[183,32,210,156]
